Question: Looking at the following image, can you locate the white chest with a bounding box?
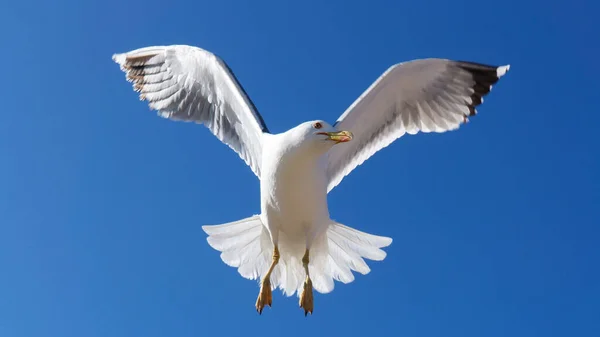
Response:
[260,137,330,233]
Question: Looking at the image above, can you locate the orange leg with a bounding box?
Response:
[255,246,279,314]
[299,249,313,316]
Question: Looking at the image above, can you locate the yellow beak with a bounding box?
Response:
[318,130,353,143]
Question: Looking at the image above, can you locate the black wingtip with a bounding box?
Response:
[452,61,510,116]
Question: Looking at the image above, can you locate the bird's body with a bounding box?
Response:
[261,130,331,245]
[112,44,510,315]
[259,127,336,299]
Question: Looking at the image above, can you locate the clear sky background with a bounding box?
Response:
[1,0,598,336]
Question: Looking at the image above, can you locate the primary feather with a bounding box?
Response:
[112,45,269,178]
[326,59,510,193]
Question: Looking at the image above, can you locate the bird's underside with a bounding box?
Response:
[255,138,334,315]
[112,44,510,316]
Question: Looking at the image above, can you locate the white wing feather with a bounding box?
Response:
[113,45,269,178]
[326,59,510,192]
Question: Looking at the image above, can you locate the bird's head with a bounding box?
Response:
[294,120,353,147]
[281,120,353,158]
[280,120,353,159]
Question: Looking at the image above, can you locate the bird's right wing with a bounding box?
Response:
[325,59,510,193]
[113,45,269,178]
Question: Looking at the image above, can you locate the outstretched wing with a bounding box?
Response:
[113,45,269,178]
[326,59,510,192]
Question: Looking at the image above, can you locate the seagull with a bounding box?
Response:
[113,44,510,316]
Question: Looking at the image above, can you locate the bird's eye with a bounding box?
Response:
[313,122,323,129]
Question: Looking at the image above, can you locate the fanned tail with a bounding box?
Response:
[202,217,392,298]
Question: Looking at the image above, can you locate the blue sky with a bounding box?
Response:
[1,0,598,336]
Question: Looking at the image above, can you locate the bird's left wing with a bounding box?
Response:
[326,59,510,193]
[113,45,269,178]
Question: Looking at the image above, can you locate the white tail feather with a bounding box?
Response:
[203,217,392,297]
[202,215,272,281]
[324,221,392,284]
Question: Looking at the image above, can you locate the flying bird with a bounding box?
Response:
[112,44,510,316]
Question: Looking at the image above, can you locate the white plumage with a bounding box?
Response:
[326,59,510,192]
[113,44,509,314]
[112,45,267,177]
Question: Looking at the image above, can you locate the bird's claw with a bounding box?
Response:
[299,277,313,316]
[255,279,272,315]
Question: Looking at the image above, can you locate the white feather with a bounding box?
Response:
[326,59,510,193]
[112,45,269,178]
[203,216,272,281]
